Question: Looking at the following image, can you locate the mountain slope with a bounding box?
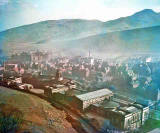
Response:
[59,25,160,56]
[0,19,104,43]
[103,9,160,32]
[1,9,160,43]
[2,25,160,56]
[1,9,160,56]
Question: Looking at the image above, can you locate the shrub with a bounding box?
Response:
[0,104,23,133]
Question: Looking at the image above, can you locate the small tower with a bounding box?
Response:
[89,50,91,58]
[55,69,63,81]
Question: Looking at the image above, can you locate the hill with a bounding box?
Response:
[62,25,160,56]
[0,9,160,56]
[103,9,160,32]
[0,86,77,133]
[3,25,158,57]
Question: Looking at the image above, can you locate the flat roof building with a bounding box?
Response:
[89,99,149,131]
[76,89,113,110]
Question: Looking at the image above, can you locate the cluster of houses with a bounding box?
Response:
[0,51,151,132]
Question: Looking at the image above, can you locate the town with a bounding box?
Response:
[0,50,160,132]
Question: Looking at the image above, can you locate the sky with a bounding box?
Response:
[0,0,160,31]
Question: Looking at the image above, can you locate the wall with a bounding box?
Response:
[83,94,112,109]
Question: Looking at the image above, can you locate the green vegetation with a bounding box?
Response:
[0,104,23,133]
[140,119,160,132]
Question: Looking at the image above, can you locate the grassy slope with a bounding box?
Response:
[0,86,77,133]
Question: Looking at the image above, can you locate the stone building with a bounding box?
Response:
[131,103,149,125]
[76,89,113,110]
[89,100,149,131]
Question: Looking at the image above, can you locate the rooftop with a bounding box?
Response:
[102,100,120,109]
[76,89,113,101]
[93,100,120,111]
[123,106,140,113]
[112,108,127,115]
[112,105,141,116]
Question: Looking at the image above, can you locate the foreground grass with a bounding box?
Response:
[140,119,160,132]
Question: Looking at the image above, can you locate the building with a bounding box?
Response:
[76,89,113,110]
[44,69,76,96]
[1,76,22,87]
[131,103,149,125]
[55,69,63,81]
[44,85,149,131]
[31,51,49,63]
[4,63,19,73]
[47,88,113,112]
[89,99,149,131]
[53,69,76,89]
[44,85,69,96]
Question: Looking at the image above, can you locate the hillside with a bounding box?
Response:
[0,86,77,133]
[104,9,160,32]
[62,25,160,56]
[3,25,159,57]
[0,9,160,56]
[2,25,160,57]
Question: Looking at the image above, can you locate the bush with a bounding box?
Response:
[0,104,23,133]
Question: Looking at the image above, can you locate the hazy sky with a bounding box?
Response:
[0,0,160,31]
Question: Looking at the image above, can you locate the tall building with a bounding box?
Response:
[55,69,63,81]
